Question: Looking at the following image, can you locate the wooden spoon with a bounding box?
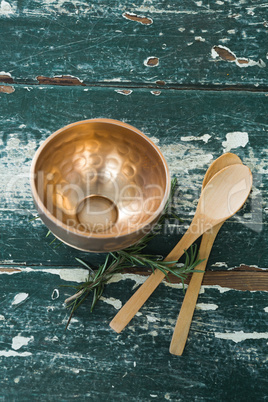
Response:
[110,162,252,334]
[169,153,242,356]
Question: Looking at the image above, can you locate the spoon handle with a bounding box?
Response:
[110,227,200,333]
[169,223,222,356]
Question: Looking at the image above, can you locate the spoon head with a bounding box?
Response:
[202,153,242,191]
[198,164,252,227]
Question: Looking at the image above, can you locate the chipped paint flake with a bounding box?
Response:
[215,331,268,343]
[115,89,132,96]
[51,288,59,300]
[0,0,15,16]
[108,273,147,289]
[29,267,88,282]
[222,131,249,152]
[37,75,84,85]
[264,307,268,313]
[161,142,213,176]
[12,335,34,350]
[212,45,236,61]
[212,45,266,68]
[196,303,218,311]
[0,267,90,282]
[146,315,160,323]
[195,36,206,42]
[0,350,32,357]
[12,293,29,306]
[0,70,12,77]
[212,262,228,268]
[200,285,233,294]
[100,296,122,310]
[150,90,161,96]
[144,56,159,67]
[0,85,14,93]
[181,134,211,143]
[122,12,153,25]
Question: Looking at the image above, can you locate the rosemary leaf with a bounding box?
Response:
[62,177,204,328]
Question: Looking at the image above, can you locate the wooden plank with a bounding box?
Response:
[1,265,268,290]
[0,84,267,268]
[0,267,267,400]
[0,1,267,87]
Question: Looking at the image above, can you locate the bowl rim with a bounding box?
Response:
[30,118,171,240]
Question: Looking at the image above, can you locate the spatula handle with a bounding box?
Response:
[110,227,200,333]
[169,223,222,355]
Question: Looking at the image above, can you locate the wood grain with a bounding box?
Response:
[0,1,267,87]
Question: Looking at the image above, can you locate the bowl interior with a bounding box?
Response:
[33,121,169,238]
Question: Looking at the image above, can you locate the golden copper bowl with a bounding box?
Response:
[30,119,170,252]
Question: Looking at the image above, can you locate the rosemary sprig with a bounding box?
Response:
[64,178,204,329]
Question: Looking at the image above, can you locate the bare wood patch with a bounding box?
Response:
[212,45,266,68]
[0,74,14,84]
[37,75,84,86]
[115,89,132,95]
[123,12,153,25]
[144,57,159,67]
[0,268,21,273]
[0,85,15,94]
[212,45,236,61]
[121,267,268,291]
[156,80,166,86]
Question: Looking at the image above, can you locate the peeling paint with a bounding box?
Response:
[12,335,34,350]
[51,288,59,300]
[222,131,249,152]
[150,90,161,96]
[196,303,218,311]
[181,134,211,143]
[100,296,122,310]
[0,85,15,94]
[115,89,132,96]
[122,12,153,25]
[156,80,165,86]
[144,57,159,67]
[0,0,15,16]
[212,45,266,68]
[37,75,84,86]
[11,293,29,306]
[146,315,160,323]
[0,350,32,357]
[212,262,228,268]
[215,331,268,343]
[0,71,13,83]
[195,36,206,42]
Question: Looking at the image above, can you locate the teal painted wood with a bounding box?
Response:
[0,268,267,400]
[0,0,267,400]
[0,85,267,269]
[0,1,267,87]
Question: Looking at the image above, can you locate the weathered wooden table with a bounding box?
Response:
[1,1,267,400]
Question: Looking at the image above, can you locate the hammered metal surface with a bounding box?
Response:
[31,119,170,252]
